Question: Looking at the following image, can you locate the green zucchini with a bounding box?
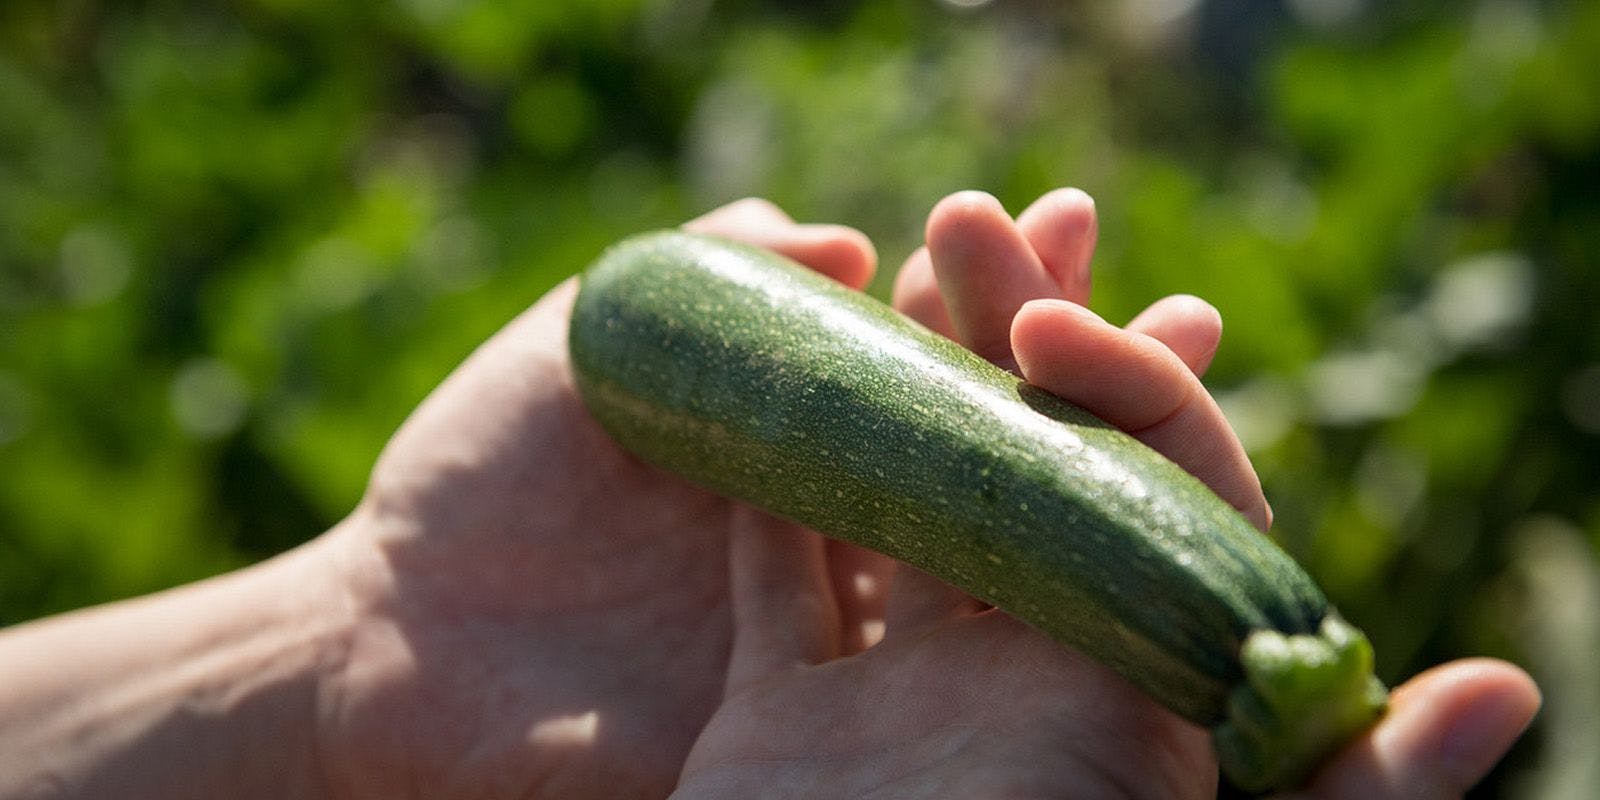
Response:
[567,230,1387,792]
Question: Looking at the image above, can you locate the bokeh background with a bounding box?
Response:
[2,0,1597,795]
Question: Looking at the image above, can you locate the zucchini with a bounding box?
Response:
[567,231,1387,792]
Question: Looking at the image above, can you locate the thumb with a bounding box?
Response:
[722,506,842,697]
[1288,659,1539,800]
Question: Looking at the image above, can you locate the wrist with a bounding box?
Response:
[0,528,357,800]
[233,529,361,800]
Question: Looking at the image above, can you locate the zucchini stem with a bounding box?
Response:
[1212,614,1389,793]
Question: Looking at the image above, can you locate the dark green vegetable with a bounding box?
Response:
[567,230,1387,792]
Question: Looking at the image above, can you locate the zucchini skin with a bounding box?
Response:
[568,231,1382,791]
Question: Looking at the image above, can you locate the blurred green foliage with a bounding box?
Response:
[2,0,1598,795]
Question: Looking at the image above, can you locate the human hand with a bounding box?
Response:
[0,192,1533,800]
[314,200,889,798]
[669,190,1540,799]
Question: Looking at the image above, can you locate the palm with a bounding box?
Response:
[322,276,744,798]
[317,197,906,798]
[677,612,1213,799]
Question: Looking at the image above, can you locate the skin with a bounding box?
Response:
[0,190,1540,799]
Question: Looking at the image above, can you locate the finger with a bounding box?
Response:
[890,247,957,339]
[724,505,842,697]
[1011,298,1271,530]
[686,195,794,230]
[925,190,1059,367]
[1015,187,1097,305]
[883,564,989,636]
[685,197,877,290]
[1126,295,1224,377]
[885,190,1099,632]
[825,539,894,652]
[1295,659,1541,799]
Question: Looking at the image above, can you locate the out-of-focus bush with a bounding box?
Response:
[2,1,1596,795]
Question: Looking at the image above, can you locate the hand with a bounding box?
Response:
[668,190,1541,799]
[314,199,889,798]
[0,193,1534,800]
